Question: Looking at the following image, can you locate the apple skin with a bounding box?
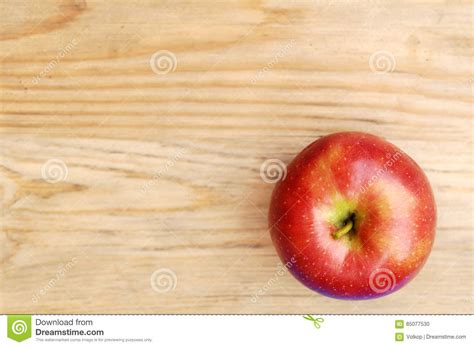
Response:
[269,132,436,300]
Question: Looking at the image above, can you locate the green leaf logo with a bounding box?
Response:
[7,315,32,342]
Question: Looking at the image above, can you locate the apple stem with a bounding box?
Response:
[332,220,353,239]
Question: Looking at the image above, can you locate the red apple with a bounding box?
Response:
[268,132,436,299]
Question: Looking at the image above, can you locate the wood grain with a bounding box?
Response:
[0,0,472,313]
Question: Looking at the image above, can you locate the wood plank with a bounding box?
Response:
[0,0,472,313]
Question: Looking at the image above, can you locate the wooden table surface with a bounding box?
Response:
[1,0,472,314]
